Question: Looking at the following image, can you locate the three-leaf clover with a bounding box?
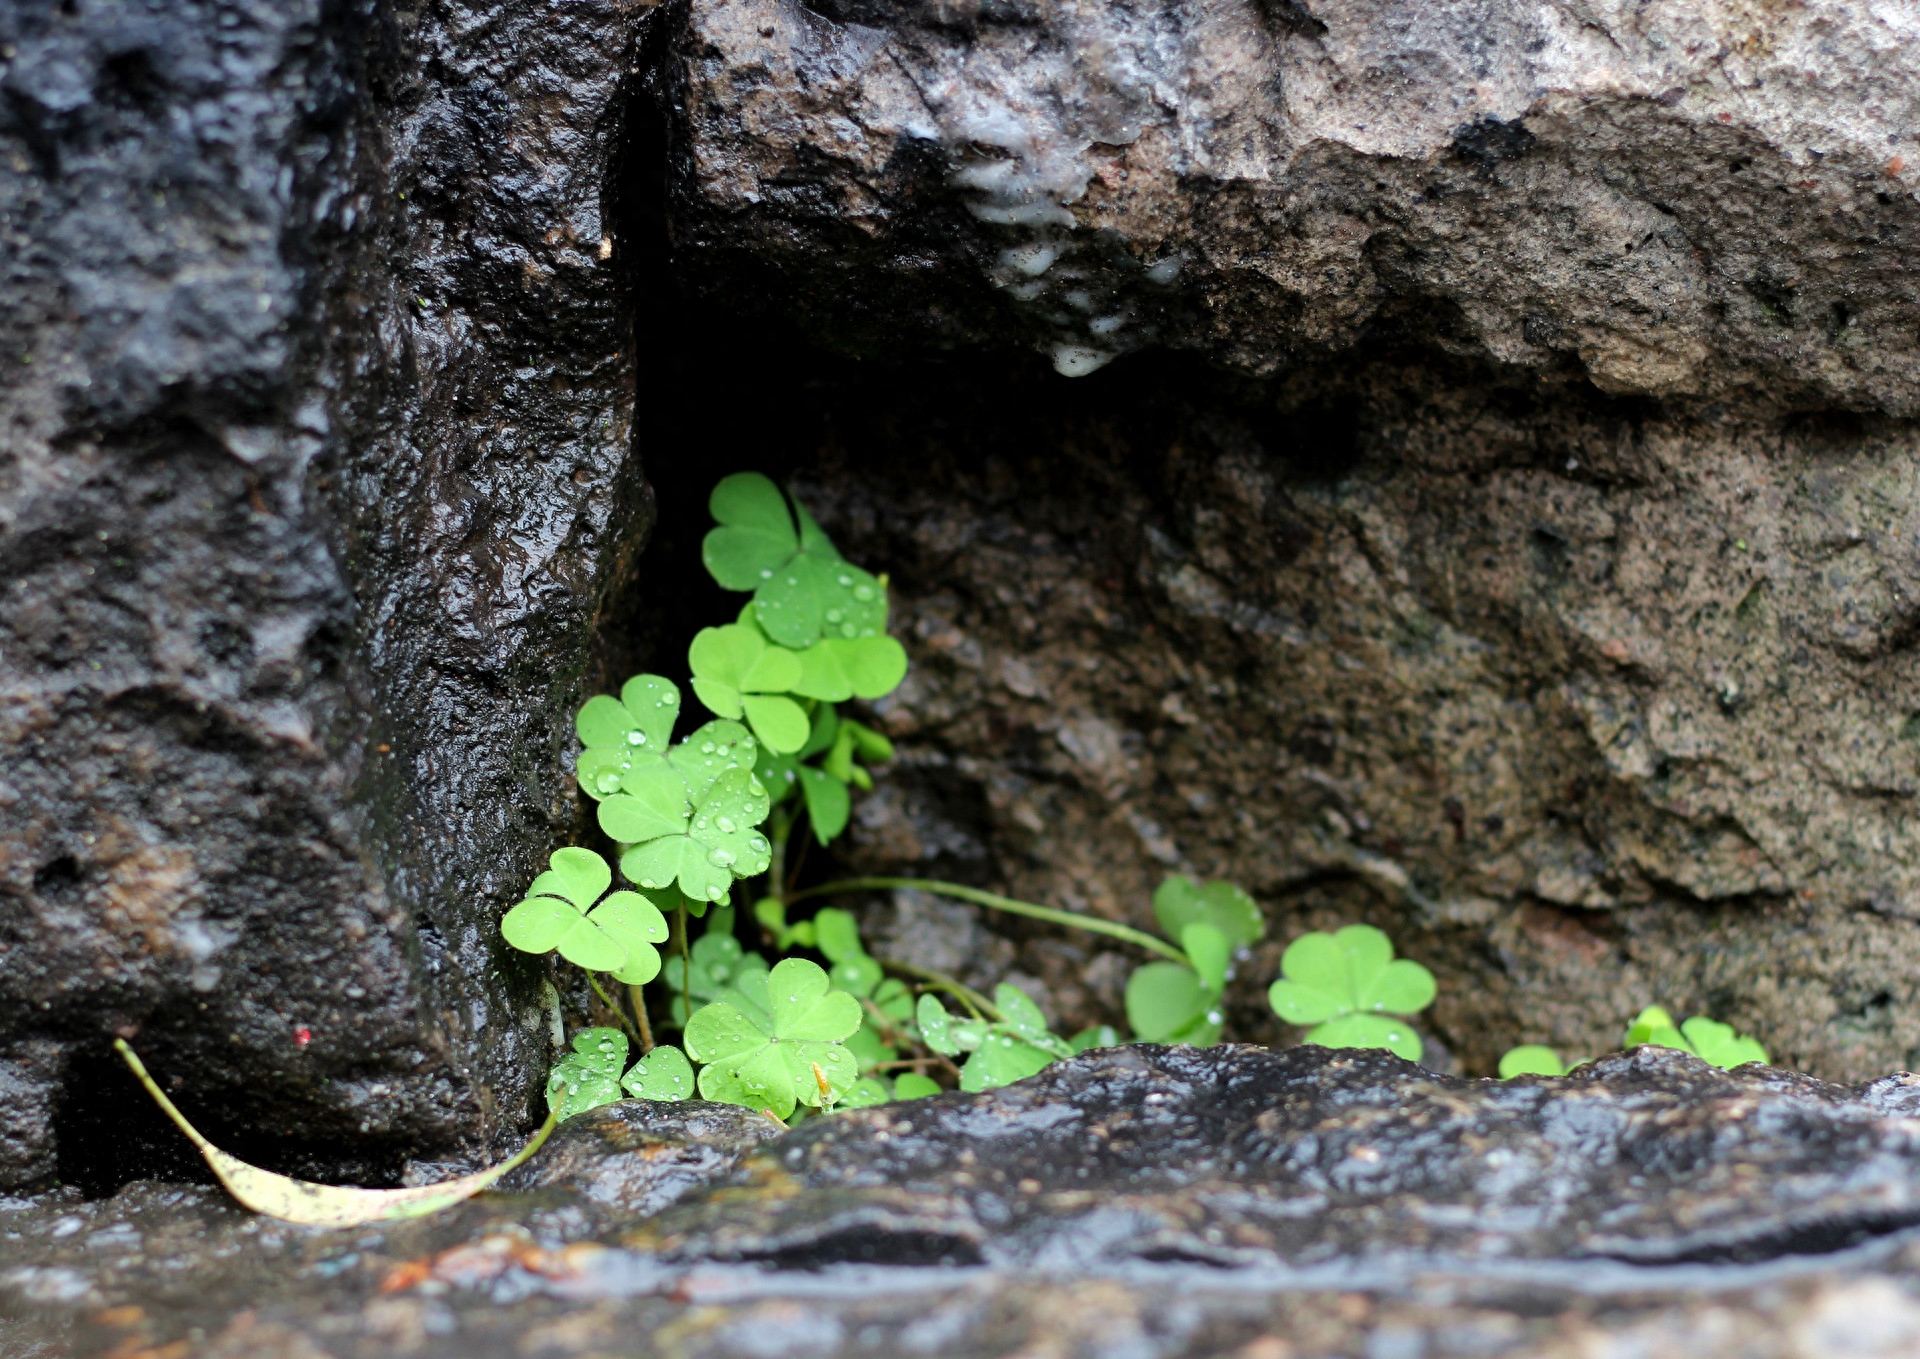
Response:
[918,987,1071,1092]
[701,473,888,648]
[661,928,771,1024]
[688,624,810,753]
[683,958,862,1119]
[1624,1006,1768,1068]
[547,1027,629,1121]
[1125,876,1267,1045]
[1267,924,1436,1062]
[622,1044,695,1101]
[575,675,680,800]
[601,764,772,904]
[1498,1045,1572,1078]
[500,848,670,983]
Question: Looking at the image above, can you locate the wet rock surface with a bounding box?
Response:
[10,1047,1920,1356]
[662,0,1920,410]
[0,0,648,1185]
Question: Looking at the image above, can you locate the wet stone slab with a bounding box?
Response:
[8,1046,1920,1357]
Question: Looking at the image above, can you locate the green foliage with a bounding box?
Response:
[546,1027,629,1121]
[1121,875,1266,1046]
[688,623,810,753]
[1152,876,1264,948]
[1069,1025,1122,1053]
[660,927,771,1025]
[1497,1045,1571,1078]
[1624,1005,1769,1068]
[1267,924,1435,1062]
[614,766,773,905]
[682,958,863,1119]
[918,986,1073,1092]
[500,849,670,984]
[623,1044,695,1101]
[702,473,889,649]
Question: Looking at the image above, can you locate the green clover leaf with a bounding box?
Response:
[688,624,810,753]
[1125,922,1231,1045]
[1069,1024,1122,1053]
[797,766,851,844]
[546,1027,628,1121]
[700,473,888,649]
[500,849,668,979]
[575,675,682,801]
[1267,924,1435,1062]
[683,958,862,1119]
[668,719,760,801]
[893,1072,942,1100]
[789,637,910,703]
[839,1076,894,1108]
[617,767,772,904]
[622,1044,695,1101]
[811,907,884,996]
[1623,1006,1768,1068]
[959,1030,1058,1092]
[661,929,771,1024]
[917,993,957,1056]
[1152,876,1264,949]
[1498,1045,1571,1078]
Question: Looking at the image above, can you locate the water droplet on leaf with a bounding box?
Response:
[596,773,620,793]
[626,730,646,746]
[840,623,857,637]
[708,848,735,867]
[716,816,736,833]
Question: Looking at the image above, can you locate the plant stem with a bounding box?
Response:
[767,803,791,907]
[628,983,654,1054]
[785,813,813,898]
[878,957,998,1021]
[788,876,1189,964]
[585,972,641,1046]
[674,904,691,1008]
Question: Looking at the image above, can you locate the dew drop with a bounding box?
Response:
[837,575,852,586]
[825,609,843,623]
[642,876,664,889]
[760,569,774,579]
[708,848,736,867]
[702,741,717,753]
[840,623,857,637]
[748,834,769,853]
[853,584,875,601]
[596,772,621,794]
[716,815,737,834]
[626,730,646,746]
[707,885,727,901]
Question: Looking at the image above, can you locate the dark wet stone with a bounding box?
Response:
[0,0,649,1186]
[10,1047,1920,1357]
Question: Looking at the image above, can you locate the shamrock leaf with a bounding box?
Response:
[575,675,682,801]
[839,1076,894,1109]
[683,958,862,1120]
[893,1072,942,1100]
[1125,922,1231,1045]
[812,907,884,996]
[668,720,760,801]
[500,849,669,981]
[1152,876,1264,948]
[1623,1006,1768,1069]
[700,473,888,649]
[1267,924,1435,1062]
[843,1020,897,1074]
[1498,1045,1571,1078]
[622,1044,695,1101]
[661,927,772,1023]
[618,767,772,904]
[789,637,910,703]
[918,989,1069,1091]
[546,1027,628,1121]
[797,767,851,843]
[688,624,810,753]
[1302,1013,1424,1062]
[1069,1024,1122,1053]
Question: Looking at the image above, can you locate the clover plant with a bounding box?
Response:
[1497,1045,1571,1078]
[1267,924,1436,1062]
[507,470,1782,1145]
[918,986,1074,1092]
[683,958,863,1119]
[500,849,669,984]
[1125,875,1265,1045]
[1624,1005,1768,1068]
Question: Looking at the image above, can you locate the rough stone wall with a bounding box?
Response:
[0,0,648,1187]
[664,0,1920,410]
[647,0,1920,1081]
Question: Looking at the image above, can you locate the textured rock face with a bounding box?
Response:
[11,1047,1920,1356]
[664,0,1920,409]
[0,0,647,1186]
[765,361,1920,1082]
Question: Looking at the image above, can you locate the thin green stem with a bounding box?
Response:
[585,973,641,1046]
[767,803,791,906]
[674,904,692,1010]
[878,957,997,1021]
[628,983,654,1054]
[789,876,1189,964]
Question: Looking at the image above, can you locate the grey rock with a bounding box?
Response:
[11,1048,1920,1357]
[0,0,648,1185]
[661,0,1920,410]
